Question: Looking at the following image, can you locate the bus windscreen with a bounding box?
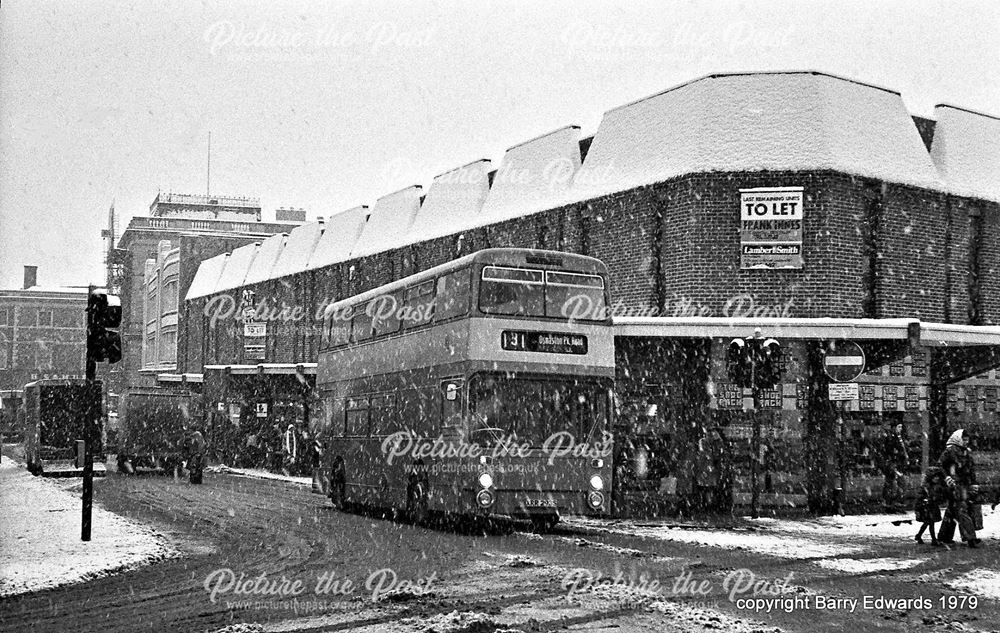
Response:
[468,374,608,447]
[479,266,606,321]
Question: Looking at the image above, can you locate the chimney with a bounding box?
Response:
[23,265,37,289]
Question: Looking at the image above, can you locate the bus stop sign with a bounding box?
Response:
[823,340,866,382]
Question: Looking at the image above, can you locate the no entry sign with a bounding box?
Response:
[824,340,866,382]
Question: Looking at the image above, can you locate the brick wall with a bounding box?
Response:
[878,184,947,320]
[179,169,992,368]
[980,201,1000,325]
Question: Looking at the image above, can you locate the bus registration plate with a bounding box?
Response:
[525,498,557,507]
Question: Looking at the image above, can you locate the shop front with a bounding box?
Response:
[202,364,321,475]
[612,318,1000,517]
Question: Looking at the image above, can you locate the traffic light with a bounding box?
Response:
[726,338,751,388]
[757,338,783,389]
[726,336,783,390]
[87,289,122,364]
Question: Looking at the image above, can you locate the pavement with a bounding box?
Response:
[0,454,175,598]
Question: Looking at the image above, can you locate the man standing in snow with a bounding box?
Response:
[185,429,205,484]
[938,429,980,548]
[879,422,908,509]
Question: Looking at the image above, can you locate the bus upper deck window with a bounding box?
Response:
[351,310,374,342]
[401,281,435,329]
[479,266,544,316]
[328,305,353,347]
[320,317,330,350]
[435,269,470,320]
[544,271,607,321]
[329,322,351,347]
[371,292,402,336]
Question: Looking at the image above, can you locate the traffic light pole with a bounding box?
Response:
[750,363,760,520]
[82,284,96,542]
[727,332,781,522]
[82,356,95,541]
[835,400,847,517]
[81,286,122,541]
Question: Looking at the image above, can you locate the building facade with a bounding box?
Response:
[0,266,88,391]
[108,193,302,405]
[177,71,1000,514]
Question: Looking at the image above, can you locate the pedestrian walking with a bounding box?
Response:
[937,429,981,548]
[185,429,205,484]
[283,423,298,476]
[694,433,718,512]
[879,422,908,509]
[914,466,945,545]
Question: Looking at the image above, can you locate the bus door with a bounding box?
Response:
[441,378,464,437]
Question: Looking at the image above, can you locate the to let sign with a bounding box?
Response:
[244,321,267,337]
[740,187,804,269]
[823,340,866,382]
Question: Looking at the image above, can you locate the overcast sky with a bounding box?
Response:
[1,0,997,290]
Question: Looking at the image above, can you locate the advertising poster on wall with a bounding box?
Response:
[740,186,804,269]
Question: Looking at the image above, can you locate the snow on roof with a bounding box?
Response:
[349,186,423,259]
[406,160,493,243]
[270,220,324,279]
[930,104,1000,203]
[213,241,259,293]
[11,286,90,295]
[306,206,369,270]
[573,71,942,201]
[478,126,582,224]
[242,232,287,285]
[185,253,230,301]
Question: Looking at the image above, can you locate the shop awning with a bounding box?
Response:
[155,373,204,384]
[613,317,1000,384]
[202,363,317,376]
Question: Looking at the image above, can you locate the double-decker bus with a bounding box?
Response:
[316,248,615,528]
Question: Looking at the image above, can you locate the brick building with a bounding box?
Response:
[179,71,1000,514]
[0,266,89,388]
[0,266,89,434]
[110,193,303,405]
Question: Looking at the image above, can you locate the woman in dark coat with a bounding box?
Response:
[938,429,980,548]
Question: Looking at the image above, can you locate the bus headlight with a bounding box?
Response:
[476,489,495,507]
[589,475,604,491]
[478,473,493,489]
[587,490,605,509]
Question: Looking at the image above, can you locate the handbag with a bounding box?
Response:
[970,502,984,531]
[938,506,956,542]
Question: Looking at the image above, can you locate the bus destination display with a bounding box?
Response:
[501,330,588,355]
